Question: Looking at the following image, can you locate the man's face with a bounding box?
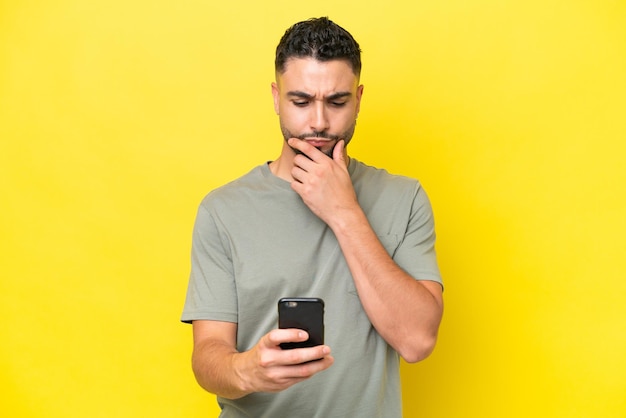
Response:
[272,58,363,158]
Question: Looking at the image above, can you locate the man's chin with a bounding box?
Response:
[290,144,333,159]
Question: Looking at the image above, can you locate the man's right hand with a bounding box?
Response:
[191,321,333,399]
[235,328,334,394]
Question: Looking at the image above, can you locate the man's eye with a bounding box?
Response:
[330,102,347,107]
[293,101,309,107]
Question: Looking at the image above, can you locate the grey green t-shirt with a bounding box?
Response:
[182,158,442,418]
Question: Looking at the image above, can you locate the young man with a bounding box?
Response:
[182,17,444,417]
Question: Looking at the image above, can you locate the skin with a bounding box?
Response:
[191,57,444,399]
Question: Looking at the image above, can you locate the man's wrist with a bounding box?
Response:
[230,352,253,397]
[328,205,368,235]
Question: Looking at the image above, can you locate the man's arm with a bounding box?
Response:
[324,209,443,363]
[191,320,334,398]
[288,138,444,363]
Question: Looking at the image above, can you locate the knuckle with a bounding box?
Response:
[265,329,278,344]
[258,352,273,368]
[286,349,303,364]
[295,363,314,378]
[265,368,281,382]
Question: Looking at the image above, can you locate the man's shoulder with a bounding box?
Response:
[351,159,421,191]
[199,164,268,209]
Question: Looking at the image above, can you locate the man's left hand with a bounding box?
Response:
[288,138,359,227]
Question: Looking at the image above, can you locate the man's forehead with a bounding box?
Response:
[276,57,359,89]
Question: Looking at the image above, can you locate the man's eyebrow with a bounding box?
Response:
[326,92,352,101]
[286,91,352,100]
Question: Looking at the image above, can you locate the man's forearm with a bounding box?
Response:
[192,339,250,399]
[329,207,444,363]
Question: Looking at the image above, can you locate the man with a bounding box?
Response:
[182,17,444,417]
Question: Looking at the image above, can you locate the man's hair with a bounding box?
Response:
[275,17,362,76]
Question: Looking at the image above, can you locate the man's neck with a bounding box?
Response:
[268,144,350,182]
[268,156,294,182]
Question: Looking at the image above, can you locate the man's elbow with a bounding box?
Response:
[398,333,438,364]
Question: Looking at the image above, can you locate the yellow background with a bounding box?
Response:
[1,0,625,417]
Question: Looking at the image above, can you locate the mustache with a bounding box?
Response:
[295,131,341,141]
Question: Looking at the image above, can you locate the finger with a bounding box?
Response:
[292,154,312,172]
[282,346,333,368]
[288,138,324,161]
[290,164,307,184]
[265,328,309,348]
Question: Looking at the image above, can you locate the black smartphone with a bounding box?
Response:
[278,297,325,349]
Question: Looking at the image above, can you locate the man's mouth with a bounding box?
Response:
[304,138,333,147]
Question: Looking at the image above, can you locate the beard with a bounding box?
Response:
[279,120,357,158]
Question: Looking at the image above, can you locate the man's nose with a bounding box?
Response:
[309,103,330,133]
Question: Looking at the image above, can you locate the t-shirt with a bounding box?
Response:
[182,158,442,418]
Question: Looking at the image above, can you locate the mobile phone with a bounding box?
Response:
[278,297,325,349]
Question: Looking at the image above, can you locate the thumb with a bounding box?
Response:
[333,140,346,164]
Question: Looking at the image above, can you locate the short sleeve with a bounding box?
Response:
[392,184,443,287]
[181,202,239,323]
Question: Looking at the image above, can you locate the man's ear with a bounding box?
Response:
[355,84,364,116]
[271,82,280,115]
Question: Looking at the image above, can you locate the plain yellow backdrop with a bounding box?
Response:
[1,0,625,417]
